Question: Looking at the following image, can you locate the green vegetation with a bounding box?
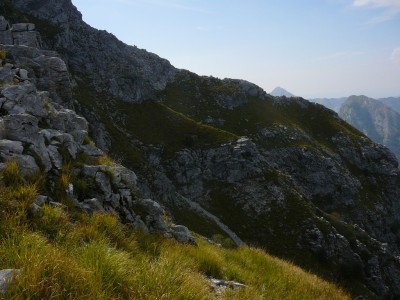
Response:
[75,79,237,168]
[0,162,349,299]
[114,100,237,154]
[161,73,366,153]
[0,50,6,60]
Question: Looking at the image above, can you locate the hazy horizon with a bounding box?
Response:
[71,0,400,99]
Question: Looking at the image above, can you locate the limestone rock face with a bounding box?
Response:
[0,39,188,243]
[0,16,41,48]
[10,0,175,103]
[3,4,400,297]
[0,45,72,104]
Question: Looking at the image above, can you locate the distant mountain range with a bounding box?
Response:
[272,88,400,161]
[310,96,400,114]
[270,87,294,97]
[339,96,400,161]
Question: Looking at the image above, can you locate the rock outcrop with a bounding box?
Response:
[0,23,194,244]
[2,3,400,298]
[0,16,40,47]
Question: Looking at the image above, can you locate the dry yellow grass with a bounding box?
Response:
[0,162,350,299]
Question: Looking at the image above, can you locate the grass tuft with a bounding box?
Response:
[1,161,24,187]
[0,162,350,299]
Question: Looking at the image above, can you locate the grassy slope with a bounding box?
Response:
[0,162,349,299]
[75,80,237,167]
[161,72,365,150]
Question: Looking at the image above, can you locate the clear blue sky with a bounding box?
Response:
[71,0,400,98]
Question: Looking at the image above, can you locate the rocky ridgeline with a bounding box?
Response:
[4,1,400,297]
[0,17,194,245]
[7,0,176,103]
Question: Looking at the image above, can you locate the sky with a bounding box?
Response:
[71,0,400,99]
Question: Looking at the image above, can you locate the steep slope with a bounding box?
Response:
[0,37,350,300]
[3,1,400,298]
[339,95,400,161]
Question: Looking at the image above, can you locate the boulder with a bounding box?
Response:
[49,109,88,144]
[170,224,196,244]
[134,199,168,232]
[0,153,40,175]
[0,269,20,296]
[78,198,105,214]
[1,82,48,117]
[0,140,23,155]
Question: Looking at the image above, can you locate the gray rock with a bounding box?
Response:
[35,195,48,206]
[19,69,29,80]
[95,171,113,199]
[80,144,104,157]
[47,145,63,169]
[40,129,78,158]
[0,269,20,296]
[0,30,12,45]
[12,30,40,48]
[0,140,23,155]
[0,153,40,175]
[1,82,48,117]
[110,165,137,190]
[49,109,88,144]
[0,114,39,141]
[133,198,168,232]
[210,278,246,296]
[170,224,196,244]
[0,16,10,31]
[0,63,14,83]
[11,23,35,32]
[0,44,72,103]
[132,216,149,233]
[135,198,165,216]
[78,198,105,214]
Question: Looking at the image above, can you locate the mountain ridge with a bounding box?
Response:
[0,22,351,299]
[2,1,400,297]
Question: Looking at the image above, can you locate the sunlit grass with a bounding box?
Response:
[0,162,350,299]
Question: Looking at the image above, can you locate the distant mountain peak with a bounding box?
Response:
[270,87,294,97]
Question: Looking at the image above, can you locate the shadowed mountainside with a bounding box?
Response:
[2,1,400,297]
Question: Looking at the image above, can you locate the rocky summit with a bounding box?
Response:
[1,0,400,298]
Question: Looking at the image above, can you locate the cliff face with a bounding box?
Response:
[2,1,400,297]
[0,20,195,245]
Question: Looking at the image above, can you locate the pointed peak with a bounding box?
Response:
[270,87,294,97]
